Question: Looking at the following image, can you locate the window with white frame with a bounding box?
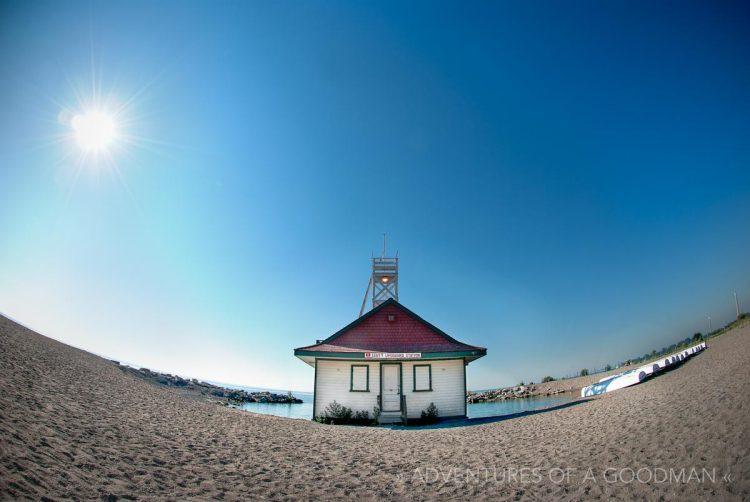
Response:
[413,364,432,391]
[350,365,369,392]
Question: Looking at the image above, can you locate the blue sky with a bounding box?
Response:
[1,1,748,391]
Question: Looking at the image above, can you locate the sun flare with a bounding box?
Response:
[71,111,117,153]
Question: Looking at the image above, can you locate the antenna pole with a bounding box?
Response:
[359,277,373,317]
[382,233,387,258]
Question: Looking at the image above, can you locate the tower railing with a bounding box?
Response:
[372,256,398,307]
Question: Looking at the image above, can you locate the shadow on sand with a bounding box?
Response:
[384,398,594,430]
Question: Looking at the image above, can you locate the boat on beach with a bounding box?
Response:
[582,342,706,397]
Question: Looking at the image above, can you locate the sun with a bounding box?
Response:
[70,110,117,153]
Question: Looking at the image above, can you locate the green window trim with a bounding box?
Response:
[413,364,432,392]
[350,364,370,392]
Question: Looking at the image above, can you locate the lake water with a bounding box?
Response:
[236,392,575,421]
[237,392,314,420]
[465,394,575,419]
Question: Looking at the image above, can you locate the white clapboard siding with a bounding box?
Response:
[315,360,379,417]
[314,359,467,420]
[402,359,465,419]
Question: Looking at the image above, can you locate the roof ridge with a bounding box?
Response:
[306,298,484,350]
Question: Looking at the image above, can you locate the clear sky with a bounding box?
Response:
[1,1,749,392]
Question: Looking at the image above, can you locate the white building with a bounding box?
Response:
[294,298,486,424]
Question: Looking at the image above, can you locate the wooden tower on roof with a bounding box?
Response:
[360,235,398,316]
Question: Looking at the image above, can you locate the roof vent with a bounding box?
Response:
[387,314,396,322]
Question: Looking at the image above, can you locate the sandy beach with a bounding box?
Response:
[1,314,748,501]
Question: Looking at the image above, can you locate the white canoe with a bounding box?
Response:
[581,343,705,397]
[638,362,660,376]
[582,369,647,397]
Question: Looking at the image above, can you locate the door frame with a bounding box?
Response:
[379,362,402,412]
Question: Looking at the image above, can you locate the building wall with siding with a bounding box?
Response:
[314,358,466,420]
[314,360,380,417]
[402,359,465,419]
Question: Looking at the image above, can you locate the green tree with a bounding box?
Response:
[580,368,589,377]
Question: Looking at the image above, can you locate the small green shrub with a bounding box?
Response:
[316,401,374,426]
[604,364,613,372]
[316,400,352,424]
[542,376,555,383]
[326,400,352,420]
[352,410,371,424]
[580,368,589,377]
[420,403,439,424]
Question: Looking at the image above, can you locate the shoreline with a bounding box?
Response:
[112,362,304,406]
[2,313,748,500]
[469,319,749,404]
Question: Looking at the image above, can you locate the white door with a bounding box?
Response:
[381,364,401,412]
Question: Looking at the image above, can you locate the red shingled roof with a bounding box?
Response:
[295,299,486,355]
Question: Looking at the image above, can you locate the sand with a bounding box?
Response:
[1,314,748,501]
